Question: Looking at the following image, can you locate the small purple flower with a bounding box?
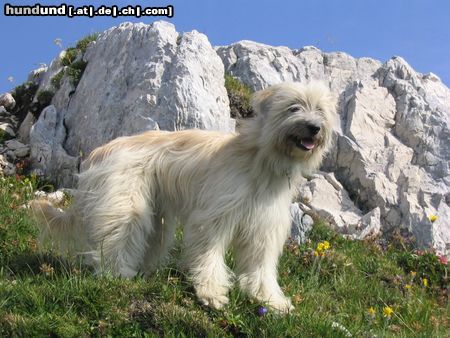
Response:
[257,306,268,316]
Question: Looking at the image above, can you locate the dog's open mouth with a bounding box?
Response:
[295,137,316,151]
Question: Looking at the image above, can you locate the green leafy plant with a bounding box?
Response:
[67,60,87,86]
[11,82,39,120]
[60,47,78,67]
[395,249,449,289]
[53,34,97,90]
[75,33,99,54]
[36,90,54,108]
[0,129,9,143]
[224,74,254,119]
[51,70,65,90]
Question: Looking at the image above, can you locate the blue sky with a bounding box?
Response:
[1,0,449,94]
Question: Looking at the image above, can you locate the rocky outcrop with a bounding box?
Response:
[29,105,79,184]
[0,93,16,111]
[298,172,381,239]
[0,101,31,175]
[29,21,233,186]
[217,41,449,256]
[290,202,314,245]
[0,106,17,139]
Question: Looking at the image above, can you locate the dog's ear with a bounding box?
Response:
[251,87,276,116]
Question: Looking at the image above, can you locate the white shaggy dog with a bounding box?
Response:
[31,82,336,313]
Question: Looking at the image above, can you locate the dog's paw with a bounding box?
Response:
[199,294,229,310]
[266,296,295,314]
[196,287,229,310]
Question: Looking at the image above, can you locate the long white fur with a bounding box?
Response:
[31,81,336,312]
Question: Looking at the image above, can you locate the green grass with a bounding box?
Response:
[0,174,448,337]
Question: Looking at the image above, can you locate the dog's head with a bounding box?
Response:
[251,82,336,162]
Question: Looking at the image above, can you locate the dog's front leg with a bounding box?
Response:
[183,219,234,310]
[234,215,294,314]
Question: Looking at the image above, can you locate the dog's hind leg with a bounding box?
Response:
[141,213,177,274]
[89,206,155,277]
[82,170,156,277]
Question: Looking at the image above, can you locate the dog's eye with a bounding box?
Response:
[288,106,300,113]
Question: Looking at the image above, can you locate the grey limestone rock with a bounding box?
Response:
[290,202,314,245]
[30,21,233,186]
[0,93,16,110]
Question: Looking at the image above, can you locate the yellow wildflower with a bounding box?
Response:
[383,306,394,318]
[313,251,319,257]
[316,241,331,252]
[429,215,438,222]
[422,278,428,287]
[367,307,376,317]
[404,284,412,290]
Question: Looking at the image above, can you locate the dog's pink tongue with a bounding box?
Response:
[301,139,315,150]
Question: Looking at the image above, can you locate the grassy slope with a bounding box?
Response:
[0,175,448,337]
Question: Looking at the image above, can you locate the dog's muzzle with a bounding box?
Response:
[292,123,321,151]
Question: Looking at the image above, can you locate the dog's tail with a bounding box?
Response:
[30,199,82,255]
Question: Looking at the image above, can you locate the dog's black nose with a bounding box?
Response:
[306,124,321,135]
